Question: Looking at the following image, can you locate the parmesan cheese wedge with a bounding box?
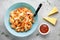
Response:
[48,7,58,16]
[43,17,57,25]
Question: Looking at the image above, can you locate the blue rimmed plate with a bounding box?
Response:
[4,2,38,37]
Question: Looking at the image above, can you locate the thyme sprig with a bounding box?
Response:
[47,0,51,5]
[0,31,10,37]
[36,33,40,36]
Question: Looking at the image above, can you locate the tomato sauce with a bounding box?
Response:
[40,24,49,33]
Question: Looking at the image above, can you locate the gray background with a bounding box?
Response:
[0,0,60,40]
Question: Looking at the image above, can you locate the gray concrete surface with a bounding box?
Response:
[0,0,60,40]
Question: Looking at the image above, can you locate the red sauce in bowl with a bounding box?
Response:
[40,24,49,33]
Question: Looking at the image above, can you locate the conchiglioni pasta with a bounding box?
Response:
[9,7,34,32]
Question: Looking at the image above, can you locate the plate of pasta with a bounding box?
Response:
[4,2,38,37]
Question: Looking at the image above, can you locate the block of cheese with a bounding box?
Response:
[48,7,58,16]
[43,17,57,25]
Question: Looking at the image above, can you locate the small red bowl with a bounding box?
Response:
[38,23,50,35]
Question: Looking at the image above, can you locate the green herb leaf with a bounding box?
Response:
[36,33,40,36]
[47,0,51,5]
[5,34,10,37]
[1,32,5,35]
